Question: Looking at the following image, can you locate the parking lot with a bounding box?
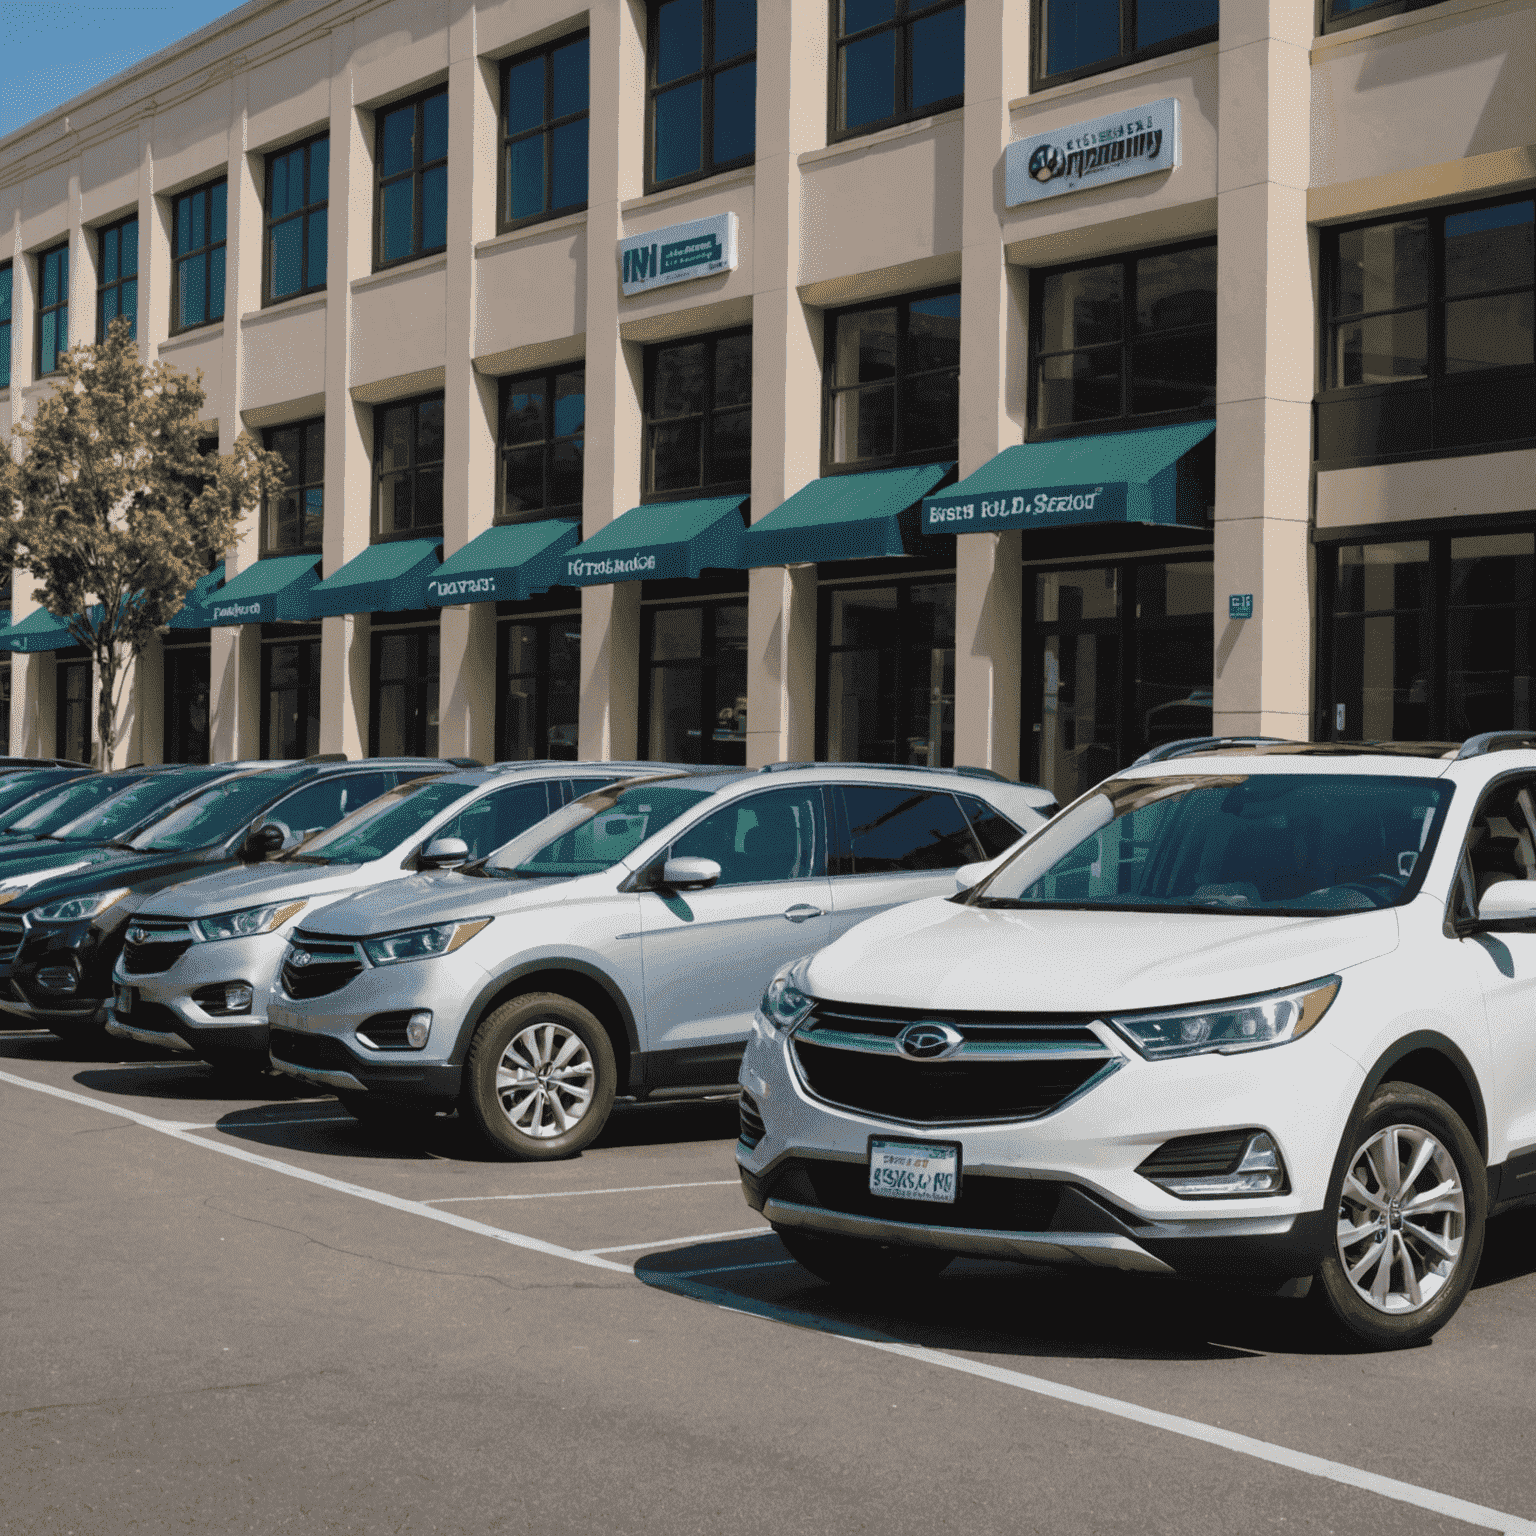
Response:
[4,1025,1536,1535]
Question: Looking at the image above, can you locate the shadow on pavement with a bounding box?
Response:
[1474,1206,1536,1289]
[71,1061,322,1104]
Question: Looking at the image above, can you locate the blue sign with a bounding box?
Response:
[1230,593,1254,620]
[923,483,1128,534]
[619,213,738,296]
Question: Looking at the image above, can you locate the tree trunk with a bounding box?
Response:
[95,646,118,769]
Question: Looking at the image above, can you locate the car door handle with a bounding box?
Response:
[782,904,824,923]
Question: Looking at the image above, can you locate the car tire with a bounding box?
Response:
[461,993,617,1161]
[773,1224,954,1288]
[1314,1083,1486,1350]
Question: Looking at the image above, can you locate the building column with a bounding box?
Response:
[952,0,1028,776]
[7,208,42,755]
[1213,4,1313,740]
[578,1,647,762]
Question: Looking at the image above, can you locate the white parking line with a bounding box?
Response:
[184,1115,358,1131]
[585,1226,771,1255]
[425,1179,740,1205]
[4,1063,1534,1536]
[673,1258,799,1278]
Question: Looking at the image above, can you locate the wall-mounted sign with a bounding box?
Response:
[923,483,1127,533]
[1005,97,1180,207]
[1229,593,1254,620]
[619,212,738,296]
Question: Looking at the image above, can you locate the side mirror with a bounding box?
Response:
[242,821,290,862]
[955,861,991,893]
[420,836,471,870]
[661,857,721,892]
[1475,880,1536,930]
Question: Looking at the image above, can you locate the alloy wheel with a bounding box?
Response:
[494,1021,595,1139]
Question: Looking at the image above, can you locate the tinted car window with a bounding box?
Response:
[129,768,316,851]
[500,784,712,877]
[566,776,616,802]
[0,770,87,821]
[5,773,149,836]
[833,786,981,875]
[956,792,1025,861]
[265,772,399,840]
[289,779,468,865]
[669,787,826,887]
[437,781,555,859]
[52,768,229,842]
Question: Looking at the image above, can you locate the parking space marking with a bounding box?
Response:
[424,1179,740,1205]
[7,1061,1536,1536]
[584,1226,771,1255]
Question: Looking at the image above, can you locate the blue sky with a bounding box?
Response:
[2,2,239,140]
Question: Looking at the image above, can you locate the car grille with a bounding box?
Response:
[0,913,25,966]
[790,1001,1118,1126]
[280,935,364,1000]
[269,1027,359,1072]
[738,1092,765,1150]
[122,917,195,975]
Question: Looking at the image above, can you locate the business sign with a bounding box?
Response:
[619,213,738,296]
[1229,593,1254,620]
[1005,98,1180,207]
[566,552,658,581]
[922,483,1127,535]
[210,598,267,623]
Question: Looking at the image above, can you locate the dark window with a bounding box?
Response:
[955,792,1023,859]
[499,368,584,523]
[825,287,960,470]
[438,781,558,860]
[171,181,227,333]
[647,0,757,192]
[1318,198,1534,468]
[0,664,10,755]
[670,785,828,885]
[1034,0,1218,89]
[375,394,445,539]
[1323,0,1451,33]
[833,0,965,141]
[163,644,210,763]
[266,772,396,840]
[644,329,752,497]
[0,264,11,388]
[265,134,328,303]
[1320,533,1536,743]
[96,217,138,341]
[36,243,69,375]
[831,785,981,875]
[498,614,580,760]
[502,33,589,230]
[642,599,747,764]
[819,581,954,766]
[1032,241,1216,438]
[376,88,449,269]
[264,418,325,555]
[261,635,321,758]
[56,655,91,766]
[371,624,440,757]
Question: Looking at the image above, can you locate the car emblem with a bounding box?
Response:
[895,1021,964,1060]
[289,950,311,968]
[127,928,147,945]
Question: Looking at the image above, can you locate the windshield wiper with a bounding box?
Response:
[971,896,1031,908]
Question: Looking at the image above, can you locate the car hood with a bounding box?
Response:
[803,899,1402,1015]
[136,859,380,919]
[0,846,220,911]
[298,870,579,936]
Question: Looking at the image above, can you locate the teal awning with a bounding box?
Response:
[560,496,747,586]
[0,607,93,652]
[307,538,442,617]
[743,463,953,567]
[207,553,321,626]
[426,522,579,607]
[168,563,225,630]
[921,422,1215,535]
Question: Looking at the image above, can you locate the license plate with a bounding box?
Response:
[114,985,135,1016]
[869,1139,960,1204]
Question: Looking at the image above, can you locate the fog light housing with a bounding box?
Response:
[355,1009,433,1051]
[192,982,255,1017]
[406,1011,431,1049]
[1137,1130,1287,1198]
[36,963,79,995]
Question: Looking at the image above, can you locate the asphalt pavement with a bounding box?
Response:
[3,1025,1536,1535]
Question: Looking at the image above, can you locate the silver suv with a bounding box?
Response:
[107,763,662,1073]
[267,765,1054,1158]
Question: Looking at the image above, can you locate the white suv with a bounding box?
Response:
[739,734,1536,1349]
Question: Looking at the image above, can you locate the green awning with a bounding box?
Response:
[743,463,953,567]
[560,496,747,586]
[425,522,579,607]
[168,563,225,630]
[0,607,95,652]
[207,553,321,626]
[307,538,442,617]
[921,422,1215,535]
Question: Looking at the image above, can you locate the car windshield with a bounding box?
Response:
[287,780,469,865]
[481,781,712,879]
[3,773,145,837]
[0,771,86,823]
[968,773,1455,916]
[128,768,316,852]
[51,767,231,843]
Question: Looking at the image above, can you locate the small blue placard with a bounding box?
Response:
[1230,593,1254,620]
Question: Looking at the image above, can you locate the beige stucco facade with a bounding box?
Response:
[0,0,1532,779]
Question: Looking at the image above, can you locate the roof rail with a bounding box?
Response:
[1131,736,1287,766]
[305,751,348,762]
[1454,732,1536,760]
[446,756,484,768]
[758,760,1012,781]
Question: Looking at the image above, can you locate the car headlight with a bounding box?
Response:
[31,888,132,923]
[1108,976,1341,1060]
[758,958,815,1036]
[192,901,307,942]
[361,918,491,966]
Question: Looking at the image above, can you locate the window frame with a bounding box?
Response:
[259,628,322,760]
[822,284,962,475]
[373,86,450,273]
[827,0,966,146]
[95,215,138,342]
[169,179,227,337]
[642,327,753,502]
[372,392,446,542]
[263,133,329,307]
[1027,237,1217,443]
[0,262,12,390]
[1030,0,1218,92]
[644,0,758,196]
[262,417,326,558]
[1320,0,1449,34]
[639,594,749,766]
[55,652,92,767]
[368,620,441,758]
[498,32,591,233]
[162,637,211,765]
[497,366,585,525]
[35,241,70,377]
[496,609,582,762]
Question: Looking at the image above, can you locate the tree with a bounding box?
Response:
[0,317,286,767]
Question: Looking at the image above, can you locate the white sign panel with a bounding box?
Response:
[619,212,738,296]
[1005,97,1180,207]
